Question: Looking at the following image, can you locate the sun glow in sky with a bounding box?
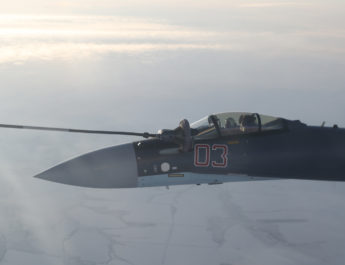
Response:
[1,0,345,64]
[0,15,229,64]
[0,1,344,127]
[0,1,344,126]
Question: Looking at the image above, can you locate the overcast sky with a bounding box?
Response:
[0,1,345,264]
[1,0,345,132]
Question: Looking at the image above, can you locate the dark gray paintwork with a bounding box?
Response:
[135,120,345,181]
[32,114,345,188]
[35,143,138,188]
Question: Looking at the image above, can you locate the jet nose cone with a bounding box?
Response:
[35,143,138,188]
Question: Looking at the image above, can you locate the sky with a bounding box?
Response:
[0,1,345,264]
[1,0,345,129]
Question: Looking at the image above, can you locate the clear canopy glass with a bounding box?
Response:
[191,112,285,139]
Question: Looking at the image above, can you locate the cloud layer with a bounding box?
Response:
[1,9,345,65]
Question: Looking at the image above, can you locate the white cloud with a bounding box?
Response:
[1,14,345,65]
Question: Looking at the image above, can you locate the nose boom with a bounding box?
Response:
[34,143,138,188]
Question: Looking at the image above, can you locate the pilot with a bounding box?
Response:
[220,117,241,136]
[225,117,236,129]
[239,114,257,132]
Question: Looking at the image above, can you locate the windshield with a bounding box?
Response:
[260,114,286,131]
[191,112,285,139]
[190,115,218,139]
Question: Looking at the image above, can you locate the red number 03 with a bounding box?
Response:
[194,144,228,168]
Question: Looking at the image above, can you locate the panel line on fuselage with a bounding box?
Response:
[137,172,278,187]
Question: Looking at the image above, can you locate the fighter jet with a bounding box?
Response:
[1,112,344,188]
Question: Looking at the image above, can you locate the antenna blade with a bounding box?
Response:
[0,123,156,138]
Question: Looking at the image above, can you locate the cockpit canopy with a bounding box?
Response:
[191,112,286,139]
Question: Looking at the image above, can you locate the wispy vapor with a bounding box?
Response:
[0,15,229,64]
[238,2,312,8]
[1,13,345,65]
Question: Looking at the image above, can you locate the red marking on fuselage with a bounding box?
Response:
[194,144,210,167]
